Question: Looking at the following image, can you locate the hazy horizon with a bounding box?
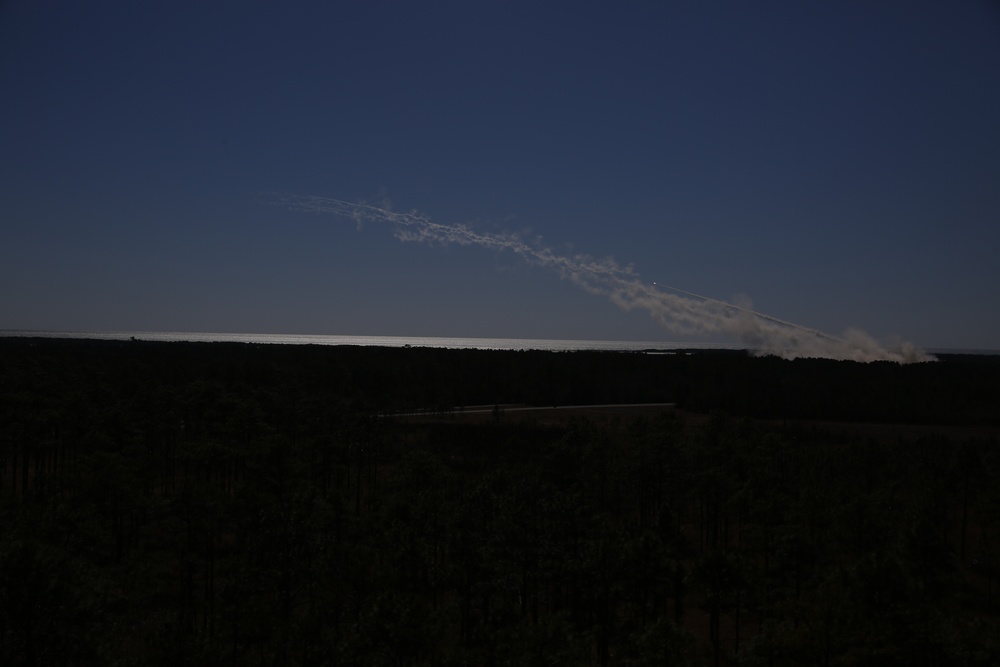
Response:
[5,329,998,357]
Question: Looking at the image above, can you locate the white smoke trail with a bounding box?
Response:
[282,194,934,363]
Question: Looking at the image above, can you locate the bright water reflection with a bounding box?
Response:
[0,330,735,352]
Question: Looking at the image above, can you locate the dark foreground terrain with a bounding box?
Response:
[2,337,999,665]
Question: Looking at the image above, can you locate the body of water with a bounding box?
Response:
[4,331,995,356]
[0,330,737,353]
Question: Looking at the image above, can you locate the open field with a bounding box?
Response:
[404,402,1000,444]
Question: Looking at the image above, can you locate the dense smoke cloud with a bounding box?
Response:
[283,194,934,363]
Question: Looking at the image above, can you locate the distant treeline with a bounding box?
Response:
[3,338,998,424]
[1,338,999,665]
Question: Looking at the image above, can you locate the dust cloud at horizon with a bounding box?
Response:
[282,194,934,363]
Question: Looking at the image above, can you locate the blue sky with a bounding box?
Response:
[2,1,999,351]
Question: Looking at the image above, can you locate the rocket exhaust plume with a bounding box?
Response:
[282,194,934,363]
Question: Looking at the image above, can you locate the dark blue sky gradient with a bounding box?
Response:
[2,1,999,349]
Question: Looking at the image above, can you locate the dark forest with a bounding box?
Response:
[2,338,999,665]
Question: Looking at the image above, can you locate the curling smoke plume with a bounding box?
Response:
[283,194,934,363]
